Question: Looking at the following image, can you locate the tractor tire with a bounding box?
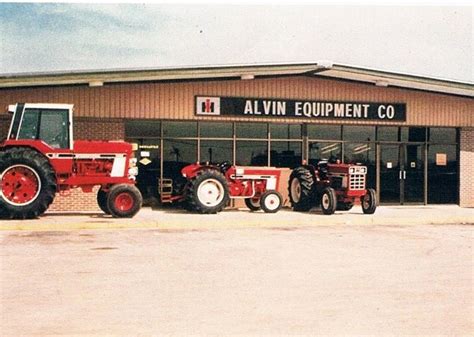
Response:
[97,188,111,215]
[0,147,56,219]
[260,190,283,213]
[106,184,142,218]
[320,187,337,215]
[337,202,353,211]
[288,166,315,212]
[361,188,377,214]
[186,169,229,214]
[245,197,261,211]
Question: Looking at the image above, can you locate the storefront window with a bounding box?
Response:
[125,120,161,138]
[162,121,197,138]
[308,142,342,165]
[307,125,341,140]
[270,124,301,139]
[236,123,268,139]
[377,126,398,141]
[163,139,197,164]
[428,128,457,144]
[401,127,426,142]
[270,141,302,168]
[428,144,458,203]
[200,140,233,164]
[236,141,268,166]
[343,126,375,142]
[200,122,233,138]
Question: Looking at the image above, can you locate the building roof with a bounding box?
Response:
[0,62,473,97]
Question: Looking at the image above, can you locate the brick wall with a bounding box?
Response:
[0,116,9,139]
[49,118,125,212]
[459,128,474,207]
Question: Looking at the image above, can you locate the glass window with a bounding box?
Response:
[39,109,69,149]
[401,127,426,142]
[163,139,197,165]
[17,109,40,141]
[163,121,197,138]
[343,126,375,142]
[200,140,233,164]
[307,125,341,140]
[236,141,268,166]
[125,120,161,138]
[377,126,398,141]
[308,142,342,165]
[200,122,233,138]
[343,142,376,188]
[270,124,301,139]
[236,123,267,139]
[428,128,457,143]
[270,141,302,168]
[428,144,458,204]
[133,139,161,201]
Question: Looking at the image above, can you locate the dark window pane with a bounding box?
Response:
[270,141,302,168]
[343,142,375,189]
[163,139,197,164]
[270,124,301,139]
[377,126,398,141]
[428,144,458,204]
[132,139,161,201]
[39,109,69,148]
[236,123,267,139]
[163,121,197,137]
[429,128,457,143]
[307,125,341,140]
[125,120,161,138]
[401,127,426,142]
[200,122,233,138]
[343,126,375,142]
[17,109,40,141]
[308,142,342,165]
[236,141,268,166]
[200,140,233,164]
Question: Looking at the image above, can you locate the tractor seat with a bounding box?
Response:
[317,160,329,179]
[219,161,233,174]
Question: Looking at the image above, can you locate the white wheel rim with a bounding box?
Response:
[264,194,280,211]
[197,179,225,206]
[322,193,330,209]
[290,178,301,203]
[0,164,42,206]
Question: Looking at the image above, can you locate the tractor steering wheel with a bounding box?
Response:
[219,161,232,173]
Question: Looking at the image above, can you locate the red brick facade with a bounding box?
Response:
[460,127,474,207]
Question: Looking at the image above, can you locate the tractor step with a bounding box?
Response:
[159,178,174,203]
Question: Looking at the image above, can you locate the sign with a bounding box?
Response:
[195,96,406,121]
[436,153,447,166]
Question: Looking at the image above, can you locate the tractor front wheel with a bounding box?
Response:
[288,167,314,212]
[97,188,111,215]
[187,169,229,214]
[245,197,261,211]
[106,184,142,218]
[260,190,283,213]
[320,187,337,215]
[361,188,377,214]
[0,148,56,219]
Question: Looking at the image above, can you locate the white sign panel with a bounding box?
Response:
[196,97,221,115]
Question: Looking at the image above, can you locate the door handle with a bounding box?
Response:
[399,171,402,180]
[403,171,406,180]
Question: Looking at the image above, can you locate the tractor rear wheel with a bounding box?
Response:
[106,184,142,218]
[288,167,315,212]
[245,197,261,211]
[186,169,229,214]
[97,188,111,215]
[361,188,377,214]
[260,190,283,213]
[0,147,56,219]
[320,187,337,215]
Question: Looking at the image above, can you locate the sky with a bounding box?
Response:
[0,3,472,82]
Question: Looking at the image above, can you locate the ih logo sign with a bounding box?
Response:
[196,97,221,115]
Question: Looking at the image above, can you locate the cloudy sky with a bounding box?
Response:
[0,3,472,82]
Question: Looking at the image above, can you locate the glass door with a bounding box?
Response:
[402,144,425,203]
[379,144,401,203]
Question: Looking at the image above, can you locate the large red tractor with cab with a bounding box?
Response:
[160,161,283,214]
[288,160,377,215]
[0,103,142,219]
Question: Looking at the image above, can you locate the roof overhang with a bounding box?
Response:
[0,62,472,98]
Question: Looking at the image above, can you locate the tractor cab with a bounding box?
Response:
[6,103,73,149]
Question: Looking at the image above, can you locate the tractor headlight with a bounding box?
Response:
[128,158,138,178]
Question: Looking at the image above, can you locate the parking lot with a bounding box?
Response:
[0,206,473,336]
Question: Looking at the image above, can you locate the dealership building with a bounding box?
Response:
[0,62,473,211]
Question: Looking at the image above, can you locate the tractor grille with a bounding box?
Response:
[349,174,365,190]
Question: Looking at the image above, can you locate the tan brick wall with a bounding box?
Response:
[459,128,474,208]
[49,118,125,212]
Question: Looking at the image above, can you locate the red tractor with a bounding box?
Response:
[288,161,377,215]
[160,162,283,214]
[0,103,142,219]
